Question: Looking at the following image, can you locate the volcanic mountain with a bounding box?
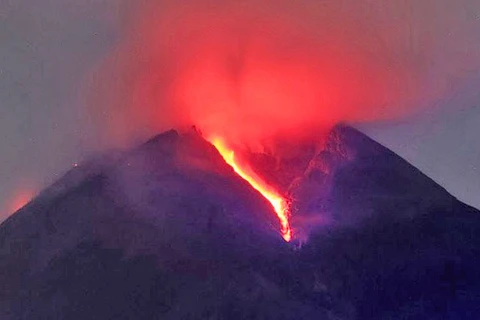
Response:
[1,125,479,319]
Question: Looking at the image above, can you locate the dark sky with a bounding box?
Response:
[1,0,479,220]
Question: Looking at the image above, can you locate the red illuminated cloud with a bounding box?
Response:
[89,0,480,150]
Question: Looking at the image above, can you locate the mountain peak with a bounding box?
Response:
[1,125,479,319]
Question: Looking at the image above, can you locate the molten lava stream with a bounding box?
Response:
[209,137,292,242]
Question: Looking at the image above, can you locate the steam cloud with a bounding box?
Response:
[89,0,480,150]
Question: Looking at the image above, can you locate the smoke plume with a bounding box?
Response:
[89,0,480,150]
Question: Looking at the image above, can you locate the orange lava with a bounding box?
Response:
[209,136,292,242]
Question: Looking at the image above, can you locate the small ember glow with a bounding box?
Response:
[209,136,292,242]
[9,190,33,213]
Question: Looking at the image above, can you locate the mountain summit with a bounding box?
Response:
[1,126,479,319]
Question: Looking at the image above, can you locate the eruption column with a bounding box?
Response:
[209,137,292,242]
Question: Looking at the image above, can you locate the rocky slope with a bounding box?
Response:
[1,126,479,319]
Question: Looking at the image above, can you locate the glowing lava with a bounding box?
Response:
[209,136,292,242]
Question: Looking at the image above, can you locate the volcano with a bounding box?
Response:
[1,125,479,319]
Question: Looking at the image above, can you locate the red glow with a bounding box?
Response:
[89,1,459,242]
[209,136,292,242]
[9,190,33,213]
[92,0,432,151]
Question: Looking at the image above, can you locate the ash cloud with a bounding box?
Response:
[90,0,480,151]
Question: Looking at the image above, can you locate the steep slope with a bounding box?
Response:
[293,126,480,319]
[0,129,329,320]
[1,125,479,319]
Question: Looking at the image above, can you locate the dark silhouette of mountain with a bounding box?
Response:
[1,126,479,319]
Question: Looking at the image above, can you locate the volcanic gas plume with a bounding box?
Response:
[90,0,480,148]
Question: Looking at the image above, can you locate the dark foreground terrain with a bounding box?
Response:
[1,126,479,319]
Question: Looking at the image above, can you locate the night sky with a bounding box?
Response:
[1,0,479,220]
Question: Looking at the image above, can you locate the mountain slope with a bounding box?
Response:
[1,126,479,319]
[294,126,480,319]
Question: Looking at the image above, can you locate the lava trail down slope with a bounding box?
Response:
[1,125,480,319]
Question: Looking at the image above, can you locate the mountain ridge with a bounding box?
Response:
[1,125,479,319]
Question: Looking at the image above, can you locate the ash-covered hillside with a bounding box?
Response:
[1,126,479,320]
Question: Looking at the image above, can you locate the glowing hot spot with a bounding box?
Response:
[209,137,292,242]
[9,189,33,214]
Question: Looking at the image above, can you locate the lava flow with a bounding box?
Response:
[209,136,292,242]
